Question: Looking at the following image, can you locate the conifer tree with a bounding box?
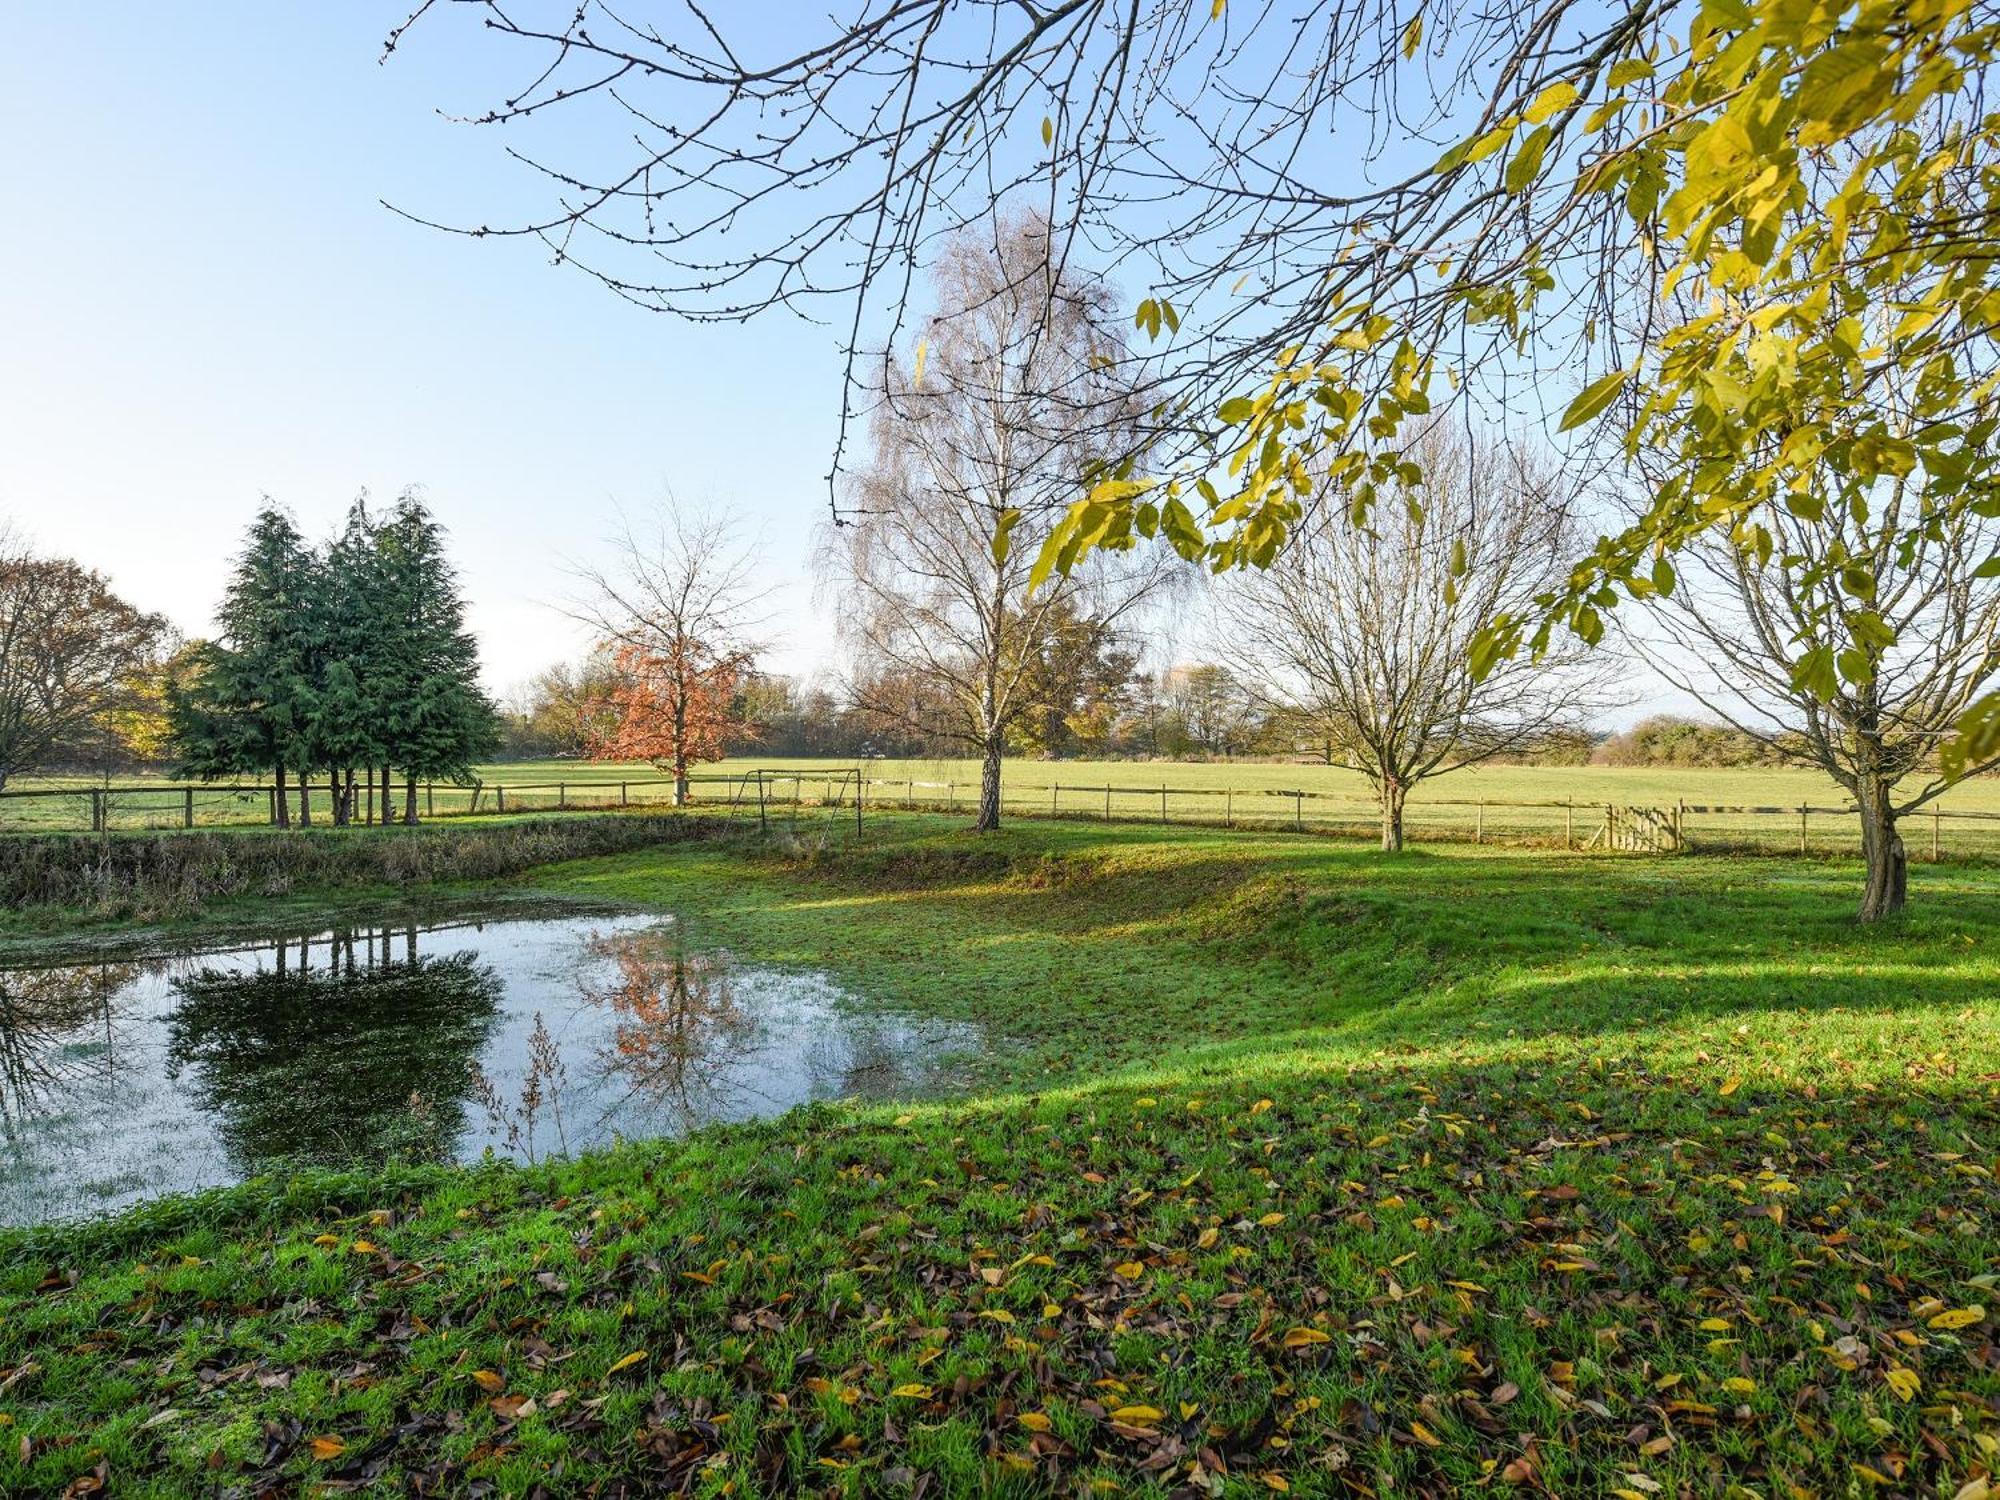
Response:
[377,493,497,820]
[172,508,316,825]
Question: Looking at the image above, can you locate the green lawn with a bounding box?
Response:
[2,817,1995,1495]
[12,755,2000,856]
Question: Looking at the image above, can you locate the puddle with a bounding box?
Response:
[0,911,987,1224]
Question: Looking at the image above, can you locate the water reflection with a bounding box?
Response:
[578,930,756,1129]
[165,939,501,1171]
[0,911,989,1224]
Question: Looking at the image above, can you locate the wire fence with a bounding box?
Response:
[7,768,2000,862]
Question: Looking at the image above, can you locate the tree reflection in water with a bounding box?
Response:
[575,928,764,1131]
[0,961,142,1146]
[165,923,502,1173]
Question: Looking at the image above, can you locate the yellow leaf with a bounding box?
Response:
[606,1350,649,1376]
[1409,1420,1444,1447]
[309,1436,346,1461]
[1524,80,1579,124]
[471,1370,505,1393]
[1113,1261,1146,1279]
[1261,1474,1291,1493]
[891,1383,932,1399]
[1250,1098,1273,1115]
[1196,1227,1220,1250]
[1257,1212,1286,1227]
[311,1233,338,1248]
[1698,1317,1733,1332]
[1928,1305,1985,1329]
[1110,1405,1164,1424]
[1018,1412,1053,1432]
[1722,1377,1756,1396]
[1883,1366,1920,1401]
[1400,14,1422,58]
[349,1240,376,1254]
[1041,116,1053,148]
[1718,1076,1741,1097]
[980,1308,1016,1324]
[1211,0,1225,17]
[1281,1326,1331,1348]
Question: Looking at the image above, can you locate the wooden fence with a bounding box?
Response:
[5,771,1999,861]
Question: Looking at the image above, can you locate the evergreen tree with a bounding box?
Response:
[314,498,392,825]
[377,494,497,821]
[170,508,316,825]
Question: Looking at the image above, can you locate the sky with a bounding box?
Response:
[0,3,846,699]
[1,4,1681,724]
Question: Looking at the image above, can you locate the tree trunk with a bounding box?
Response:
[1379,775,1407,853]
[975,735,1003,832]
[1857,783,1908,922]
[404,773,418,826]
[335,771,350,827]
[674,757,689,808]
[274,763,290,828]
[298,777,311,826]
[382,765,393,825]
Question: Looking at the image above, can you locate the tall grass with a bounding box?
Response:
[0,814,725,920]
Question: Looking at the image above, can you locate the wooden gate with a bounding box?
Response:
[1587,804,1684,853]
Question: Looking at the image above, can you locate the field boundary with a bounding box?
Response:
[8,768,1999,862]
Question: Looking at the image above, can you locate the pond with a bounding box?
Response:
[0,909,989,1225]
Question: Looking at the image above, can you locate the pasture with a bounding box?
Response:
[11,755,2000,856]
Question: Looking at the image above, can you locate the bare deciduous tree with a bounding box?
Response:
[1222,432,1617,851]
[0,532,166,790]
[1624,484,2000,921]
[570,505,767,805]
[826,215,1171,830]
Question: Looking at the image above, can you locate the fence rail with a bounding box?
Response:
[5,771,1999,861]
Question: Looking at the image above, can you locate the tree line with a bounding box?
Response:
[168,496,496,825]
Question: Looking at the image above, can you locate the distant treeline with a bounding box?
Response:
[496,652,1815,772]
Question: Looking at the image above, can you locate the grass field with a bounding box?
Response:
[2,816,1996,1495]
[11,755,2000,856]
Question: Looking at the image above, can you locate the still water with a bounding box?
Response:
[0,910,986,1225]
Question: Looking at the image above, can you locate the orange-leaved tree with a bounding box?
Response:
[572,505,766,807]
[589,638,748,805]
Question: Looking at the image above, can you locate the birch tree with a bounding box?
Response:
[826,215,1170,830]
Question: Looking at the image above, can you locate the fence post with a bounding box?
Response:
[855,769,864,834]
[1476,802,1484,844]
[621,781,629,807]
[1161,784,1169,825]
[1934,803,1942,862]
[757,771,768,832]
[559,782,567,810]
[1565,798,1573,849]
[1226,787,1233,828]
[184,786,194,829]
[947,781,956,813]
[497,785,506,814]
[270,786,279,825]
[427,783,435,817]
[91,789,104,833]
[1105,783,1111,820]
[1294,790,1303,832]
[1798,804,1807,855]
[1051,783,1059,818]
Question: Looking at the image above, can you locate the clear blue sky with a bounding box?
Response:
[1,4,1680,725]
[1,3,845,695]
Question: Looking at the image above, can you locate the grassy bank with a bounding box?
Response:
[2,818,1996,1496]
